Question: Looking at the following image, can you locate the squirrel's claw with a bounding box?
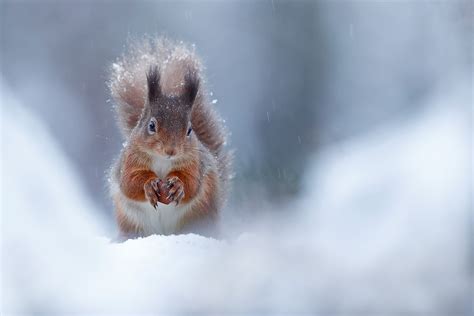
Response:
[176,190,184,205]
[151,179,161,196]
[164,176,184,206]
[144,178,163,209]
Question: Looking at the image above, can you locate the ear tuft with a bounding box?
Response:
[147,66,161,102]
[182,70,199,107]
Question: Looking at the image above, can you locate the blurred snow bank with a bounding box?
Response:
[293,82,471,312]
[1,81,470,314]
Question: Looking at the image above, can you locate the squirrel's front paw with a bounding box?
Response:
[144,178,162,209]
[165,176,185,205]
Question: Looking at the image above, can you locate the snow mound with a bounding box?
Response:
[1,81,470,314]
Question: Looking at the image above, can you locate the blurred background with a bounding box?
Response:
[1,0,472,314]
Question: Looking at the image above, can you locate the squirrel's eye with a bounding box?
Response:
[186,127,192,137]
[148,118,157,135]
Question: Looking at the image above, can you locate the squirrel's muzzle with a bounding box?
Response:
[164,148,177,157]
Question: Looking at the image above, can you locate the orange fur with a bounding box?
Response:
[120,148,156,201]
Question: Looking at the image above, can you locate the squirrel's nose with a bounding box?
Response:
[165,148,176,157]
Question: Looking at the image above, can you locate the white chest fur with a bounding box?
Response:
[123,199,189,235]
[151,155,173,179]
[116,155,192,235]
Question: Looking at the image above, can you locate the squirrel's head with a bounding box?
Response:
[134,66,199,159]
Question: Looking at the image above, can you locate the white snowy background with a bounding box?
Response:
[1,77,471,314]
[1,1,472,315]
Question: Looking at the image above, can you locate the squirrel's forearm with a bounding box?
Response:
[120,168,156,201]
[177,170,219,233]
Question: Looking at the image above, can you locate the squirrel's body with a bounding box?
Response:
[108,37,231,237]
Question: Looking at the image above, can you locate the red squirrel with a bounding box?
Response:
[107,37,231,237]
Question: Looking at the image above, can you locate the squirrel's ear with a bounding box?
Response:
[147,66,161,102]
[182,70,199,107]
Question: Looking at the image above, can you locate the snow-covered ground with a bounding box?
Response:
[1,80,471,314]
